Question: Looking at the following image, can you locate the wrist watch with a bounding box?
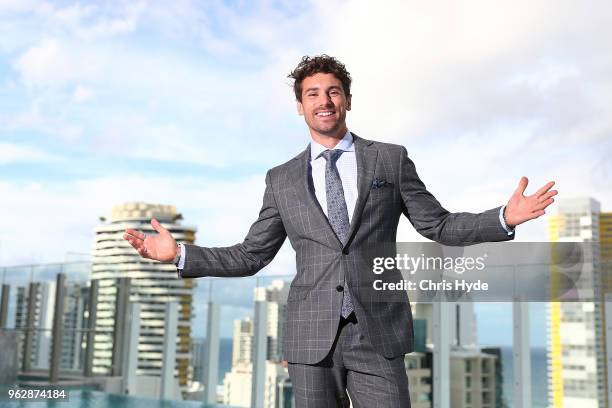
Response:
[172,243,181,266]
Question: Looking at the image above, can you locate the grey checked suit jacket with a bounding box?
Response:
[180,134,514,364]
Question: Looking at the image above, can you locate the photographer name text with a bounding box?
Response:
[373,278,488,292]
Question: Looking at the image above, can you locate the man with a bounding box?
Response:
[124,55,557,407]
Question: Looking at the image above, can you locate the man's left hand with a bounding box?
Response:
[504,176,558,228]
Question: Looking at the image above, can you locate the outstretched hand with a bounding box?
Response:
[123,218,178,262]
[504,176,558,228]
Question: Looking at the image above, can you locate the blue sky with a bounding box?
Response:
[1,0,611,344]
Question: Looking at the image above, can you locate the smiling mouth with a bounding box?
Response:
[315,111,335,117]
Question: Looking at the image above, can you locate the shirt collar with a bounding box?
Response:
[310,131,354,161]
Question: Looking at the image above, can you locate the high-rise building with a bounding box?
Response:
[411,300,504,408]
[254,280,289,361]
[232,317,253,367]
[14,281,88,371]
[59,282,89,370]
[481,347,508,408]
[450,348,497,408]
[222,361,252,407]
[191,337,206,384]
[224,280,290,407]
[547,197,610,408]
[264,360,293,408]
[222,361,292,408]
[405,352,432,408]
[411,302,477,348]
[91,202,196,390]
[15,282,52,369]
[277,375,294,408]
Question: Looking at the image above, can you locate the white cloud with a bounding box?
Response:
[13,38,64,87]
[0,141,58,164]
[48,3,96,28]
[72,85,93,103]
[13,38,106,88]
[0,0,37,13]
[4,101,83,141]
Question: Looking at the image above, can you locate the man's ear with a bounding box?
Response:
[297,100,304,116]
[346,94,352,111]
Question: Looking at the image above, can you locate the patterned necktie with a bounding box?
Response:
[320,149,354,318]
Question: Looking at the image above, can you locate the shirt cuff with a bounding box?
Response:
[176,243,185,278]
[499,205,515,235]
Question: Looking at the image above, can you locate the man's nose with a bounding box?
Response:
[319,93,333,106]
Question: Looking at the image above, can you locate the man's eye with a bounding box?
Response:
[307,93,317,97]
[330,90,339,95]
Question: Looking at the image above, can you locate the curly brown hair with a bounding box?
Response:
[288,55,352,102]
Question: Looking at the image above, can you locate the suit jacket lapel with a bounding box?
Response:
[345,133,378,248]
[290,144,344,248]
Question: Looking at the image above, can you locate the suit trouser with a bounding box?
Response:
[288,312,411,408]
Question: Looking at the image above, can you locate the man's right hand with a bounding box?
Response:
[123,218,178,262]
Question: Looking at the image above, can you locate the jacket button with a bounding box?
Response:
[342,248,349,255]
[336,285,344,292]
